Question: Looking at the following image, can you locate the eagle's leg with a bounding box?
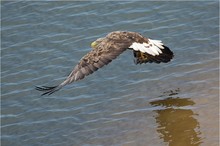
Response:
[133,50,148,64]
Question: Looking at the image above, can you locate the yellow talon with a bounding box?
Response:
[140,52,148,61]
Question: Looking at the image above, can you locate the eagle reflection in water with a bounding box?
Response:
[150,89,203,146]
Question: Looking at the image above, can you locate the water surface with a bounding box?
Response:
[1,1,219,146]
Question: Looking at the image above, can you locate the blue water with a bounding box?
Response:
[1,1,219,146]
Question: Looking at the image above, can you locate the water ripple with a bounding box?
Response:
[1,1,219,146]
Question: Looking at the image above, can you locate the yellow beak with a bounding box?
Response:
[91,41,97,49]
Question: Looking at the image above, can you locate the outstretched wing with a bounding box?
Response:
[36,39,131,95]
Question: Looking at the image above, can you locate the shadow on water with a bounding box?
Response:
[150,89,203,146]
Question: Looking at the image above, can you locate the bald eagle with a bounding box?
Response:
[36,31,174,95]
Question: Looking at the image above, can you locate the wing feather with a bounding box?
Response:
[36,38,130,95]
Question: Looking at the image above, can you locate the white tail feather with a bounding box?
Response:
[129,39,165,56]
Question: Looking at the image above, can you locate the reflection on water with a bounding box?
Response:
[150,89,203,146]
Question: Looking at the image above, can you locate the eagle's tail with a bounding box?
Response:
[133,45,174,64]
